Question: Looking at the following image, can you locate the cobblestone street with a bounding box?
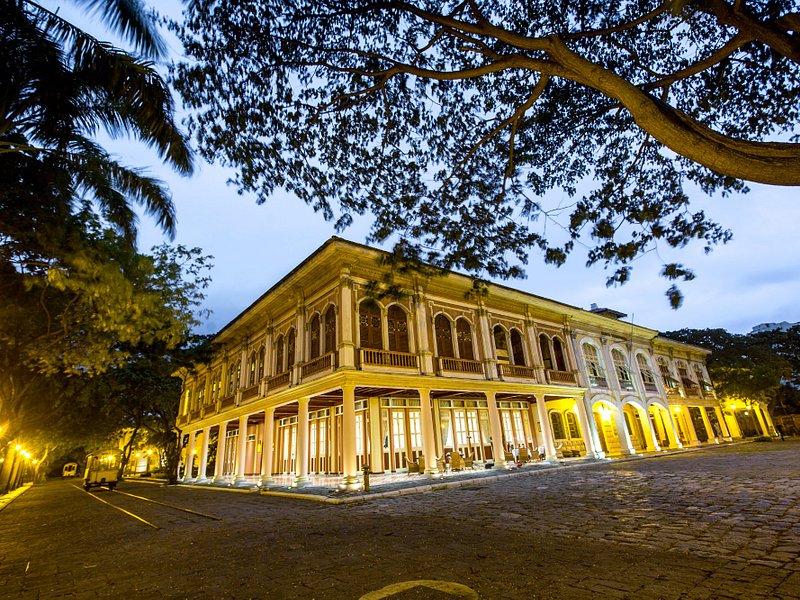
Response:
[1,441,799,599]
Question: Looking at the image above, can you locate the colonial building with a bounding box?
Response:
[176,238,776,489]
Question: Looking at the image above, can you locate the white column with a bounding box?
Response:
[477,307,497,379]
[666,409,685,448]
[761,406,777,436]
[682,408,700,445]
[213,422,228,483]
[414,293,434,375]
[714,407,732,440]
[294,303,306,384]
[293,398,311,486]
[339,384,360,490]
[614,407,636,455]
[233,415,250,486]
[573,397,596,457]
[182,430,196,481]
[643,407,662,452]
[195,426,211,483]
[368,397,384,473]
[419,389,438,477]
[260,408,276,487]
[339,273,356,368]
[486,391,508,468]
[752,405,768,436]
[536,396,558,461]
[700,407,717,442]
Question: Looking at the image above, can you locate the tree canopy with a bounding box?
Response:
[173,0,800,306]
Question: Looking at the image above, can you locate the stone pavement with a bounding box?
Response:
[0,440,798,599]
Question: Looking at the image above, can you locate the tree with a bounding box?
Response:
[1,0,192,245]
[173,0,800,306]
[665,326,800,412]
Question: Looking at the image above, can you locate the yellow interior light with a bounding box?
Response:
[673,407,681,413]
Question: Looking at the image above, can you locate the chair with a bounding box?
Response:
[463,455,475,469]
[405,456,419,474]
[518,447,530,462]
[436,457,447,473]
[450,453,464,471]
[418,455,426,473]
[504,451,514,463]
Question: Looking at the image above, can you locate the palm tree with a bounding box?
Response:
[0,0,193,244]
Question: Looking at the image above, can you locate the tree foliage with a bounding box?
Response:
[665,326,800,412]
[173,0,800,306]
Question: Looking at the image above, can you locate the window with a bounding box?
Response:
[257,347,265,380]
[694,364,713,392]
[435,314,454,357]
[197,379,206,406]
[309,314,321,359]
[359,301,383,349]
[552,338,567,371]
[324,305,337,353]
[494,326,509,362]
[248,353,257,386]
[456,319,474,360]
[539,334,553,369]
[287,329,296,368]
[227,360,240,395]
[510,329,526,366]
[582,343,606,386]
[566,412,581,438]
[612,349,634,390]
[210,369,221,400]
[550,412,566,440]
[387,305,409,352]
[275,335,285,374]
[637,355,656,387]
[658,358,679,390]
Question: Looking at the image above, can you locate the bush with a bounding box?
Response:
[753,435,773,442]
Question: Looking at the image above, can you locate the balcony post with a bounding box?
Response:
[182,429,196,482]
[418,388,438,477]
[339,383,360,490]
[339,272,357,369]
[535,396,558,461]
[293,398,311,487]
[195,426,211,483]
[213,421,228,483]
[260,408,276,487]
[233,414,251,487]
[485,391,508,468]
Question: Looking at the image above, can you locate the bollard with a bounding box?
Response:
[362,464,370,492]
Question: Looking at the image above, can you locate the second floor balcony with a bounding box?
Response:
[497,363,538,381]
[360,348,419,370]
[545,369,578,385]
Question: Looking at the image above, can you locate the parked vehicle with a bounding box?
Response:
[62,462,78,478]
[83,451,122,490]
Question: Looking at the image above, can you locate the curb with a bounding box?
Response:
[0,483,33,513]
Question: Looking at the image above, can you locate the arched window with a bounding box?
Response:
[550,411,566,440]
[582,343,605,385]
[275,335,285,373]
[637,354,656,386]
[510,329,526,366]
[227,360,240,395]
[435,314,454,357]
[257,347,265,380]
[287,328,296,368]
[248,352,257,386]
[657,357,679,390]
[494,325,508,362]
[552,338,567,371]
[324,305,337,353]
[539,334,553,369]
[309,314,321,359]
[197,379,206,406]
[387,305,409,352]
[456,319,474,360]
[566,411,581,438]
[359,301,383,349]
[612,349,634,390]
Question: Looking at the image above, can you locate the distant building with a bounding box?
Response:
[176,238,776,489]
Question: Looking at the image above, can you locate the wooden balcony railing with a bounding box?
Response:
[219,395,235,409]
[177,414,188,426]
[619,379,636,392]
[189,409,201,422]
[546,369,578,385]
[202,404,217,418]
[497,363,538,380]
[643,382,659,393]
[589,374,608,388]
[241,385,259,402]
[360,348,418,369]
[267,371,291,391]
[438,356,483,375]
[681,378,700,396]
[301,352,336,378]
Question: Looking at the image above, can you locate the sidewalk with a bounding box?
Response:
[0,483,32,513]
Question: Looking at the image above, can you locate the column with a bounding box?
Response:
[681,408,700,445]
[700,407,717,442]
[339,272,356,368]
[368,397,384,473]
[761,406,777,436]
[183,430,196,481]
[213,422,228,483]
[486,391,508,468]
[260,408,276,486]
[233,415,250,487]
[665,409,685,448]
[418,389,438,477]
[642,407,662,452]
[753,405,769,436]
[714,407,732,440]
[196,426,211,483]
[293,398,311,486]
[294,302,307,384]
[339,384,360,490]
[414,293,434,374]
[477,307,497,379]
[535,396,558,461]
[525,318,545,382]
[613,407,635,455]
[573,397,597,457]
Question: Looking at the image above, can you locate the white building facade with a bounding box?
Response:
[175,238,776,489]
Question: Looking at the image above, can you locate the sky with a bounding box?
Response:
[47,1,800,337]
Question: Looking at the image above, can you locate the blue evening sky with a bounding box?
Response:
[46,1,800,336]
